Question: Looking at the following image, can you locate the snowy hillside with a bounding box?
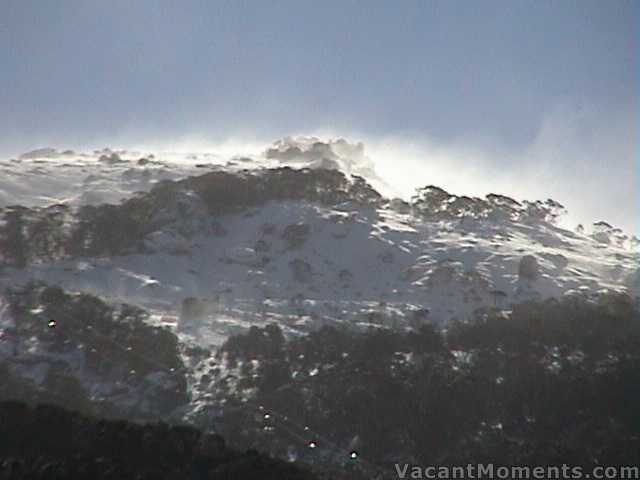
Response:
[3,197,638,344]
[0,138,381,210]
[0,137,638,426]
[1,138,638,347]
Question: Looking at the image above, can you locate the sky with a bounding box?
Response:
[0,1,637,233]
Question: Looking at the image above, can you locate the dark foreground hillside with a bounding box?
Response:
[213,294,640,469]
[0,401,315,480]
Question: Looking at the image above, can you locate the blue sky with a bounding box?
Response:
[0,1,637,232]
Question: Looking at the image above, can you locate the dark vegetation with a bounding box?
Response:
[1,166,638,477]
[1,289,638,477]
[0,168,381,266]
[213,293,640,471]
[1,283,188,420]
[0,401,315,480]
[0,166,597,268]
[410,186,567,224]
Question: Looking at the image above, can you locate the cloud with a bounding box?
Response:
[2,96,634,237]
[363,99,637,235]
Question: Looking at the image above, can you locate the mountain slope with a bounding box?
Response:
[1,139,638,474]
[1,139,637,349]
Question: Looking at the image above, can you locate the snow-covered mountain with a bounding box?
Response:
[0,137,382,210]
[0,137,638,421]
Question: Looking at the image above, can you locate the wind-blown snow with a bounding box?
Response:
[1,137,638,422]
[3,200,637,344]
[1,141,638,344]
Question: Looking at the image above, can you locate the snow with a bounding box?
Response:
[0,153,209,209]
[2,197,636,349]
[1,139,638,420]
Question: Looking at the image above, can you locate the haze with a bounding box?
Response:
[0,0,637,233]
